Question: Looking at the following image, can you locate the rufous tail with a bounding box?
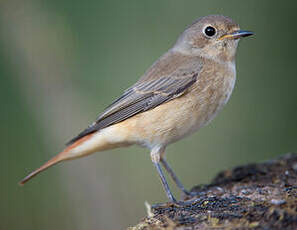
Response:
[19,153,63,185]
[19,134,96,185]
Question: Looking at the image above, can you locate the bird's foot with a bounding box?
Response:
[151,197,204,209]
[173,197,204,207]
[181,189,207,200]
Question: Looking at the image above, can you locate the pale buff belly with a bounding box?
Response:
[115,74,236,148]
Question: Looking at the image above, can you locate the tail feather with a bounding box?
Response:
[19,154,63,185]
[19,126,127,186]
[19,134,95,185]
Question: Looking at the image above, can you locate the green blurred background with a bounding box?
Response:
[1,0,296,229]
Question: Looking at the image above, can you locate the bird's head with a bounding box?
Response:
[174,15,253,62]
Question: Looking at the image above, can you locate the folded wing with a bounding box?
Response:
[67,57,202,145]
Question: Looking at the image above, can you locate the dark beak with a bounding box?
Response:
[220,30,254,40]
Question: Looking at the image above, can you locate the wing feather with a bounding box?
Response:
[66,57,202,145]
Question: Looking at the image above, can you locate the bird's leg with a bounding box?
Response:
[160,157,191,196]
[153,162,177,203]
[150,147,203,208]
[151,147,176,203]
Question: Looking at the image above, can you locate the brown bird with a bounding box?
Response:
[20,15,253,204]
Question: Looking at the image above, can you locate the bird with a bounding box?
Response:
[20,15,253,204]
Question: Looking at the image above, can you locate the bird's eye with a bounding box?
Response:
[204,26,216,37]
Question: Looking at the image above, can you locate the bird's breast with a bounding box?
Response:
[191,61,236,127]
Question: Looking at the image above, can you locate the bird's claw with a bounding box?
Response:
[151,197,203,209]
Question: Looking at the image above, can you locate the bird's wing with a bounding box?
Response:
[66,56,202,145]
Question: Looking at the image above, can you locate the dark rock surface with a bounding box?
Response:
[129,153,297,230]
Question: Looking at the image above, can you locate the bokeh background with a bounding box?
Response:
[1,0,296,229]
